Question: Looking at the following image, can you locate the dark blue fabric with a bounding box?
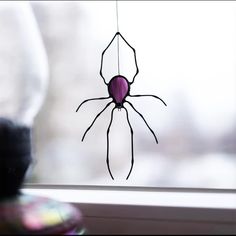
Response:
[0,118,32,198]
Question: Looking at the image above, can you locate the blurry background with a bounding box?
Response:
[1,1,236,188]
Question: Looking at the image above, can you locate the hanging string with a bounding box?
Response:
[116,0,120,33]
[116,0,120,75]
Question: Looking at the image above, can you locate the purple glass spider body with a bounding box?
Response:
[108,75,130,108]
[76,32,167,180]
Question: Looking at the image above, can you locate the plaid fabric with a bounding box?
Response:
[0,193,83,234]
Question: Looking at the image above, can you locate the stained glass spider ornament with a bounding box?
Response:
[76,32,167,180]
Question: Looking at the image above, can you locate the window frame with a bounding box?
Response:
[23,184,236,234]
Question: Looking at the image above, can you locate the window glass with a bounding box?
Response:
[2,1,236,188]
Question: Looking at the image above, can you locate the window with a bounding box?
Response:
[1,1,236,188]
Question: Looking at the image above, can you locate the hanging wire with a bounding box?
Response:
[116,0,120,33]
[116,0,120,75]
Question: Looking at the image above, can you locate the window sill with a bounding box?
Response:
[22,185,236,235]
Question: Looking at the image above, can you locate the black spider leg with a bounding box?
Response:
[129,94,167,107]
[125,101,158,144]
[82,101,113,141]
[100,32,120,85]
[76,97,111,112]
[117,32,139,84]
[124,107,134,180]
[107,107,116,180]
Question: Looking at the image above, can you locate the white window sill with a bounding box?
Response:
[22,185,236,235]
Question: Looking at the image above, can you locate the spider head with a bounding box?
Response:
[116,103,123,110]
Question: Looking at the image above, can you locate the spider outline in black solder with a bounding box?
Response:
[76,32,167,180]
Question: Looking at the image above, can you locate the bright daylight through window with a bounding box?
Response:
[1,1,235,188]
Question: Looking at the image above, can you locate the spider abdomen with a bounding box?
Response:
[108,75,130,107]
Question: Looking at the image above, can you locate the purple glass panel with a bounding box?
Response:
[108,76,129,104]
